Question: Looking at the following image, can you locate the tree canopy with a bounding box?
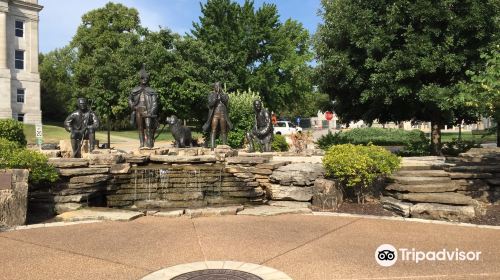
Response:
[315,0,499,153]
[40,0,317,129]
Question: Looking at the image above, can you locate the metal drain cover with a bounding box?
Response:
[171,269,264,280]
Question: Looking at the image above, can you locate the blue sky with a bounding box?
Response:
[39,0,322,53]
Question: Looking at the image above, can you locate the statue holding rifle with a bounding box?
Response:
[129,64,159,148]
[64,97,100,158]
[202,82,233,149]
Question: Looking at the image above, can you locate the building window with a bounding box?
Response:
[17,113,25,122]
[17,89,25,103]
[15,50,24,70]
[15,20,24,37]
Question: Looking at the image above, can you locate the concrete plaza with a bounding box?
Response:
[1,214,499,280]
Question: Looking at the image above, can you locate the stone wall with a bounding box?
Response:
[382,154,500,222]
[0,169,29,227]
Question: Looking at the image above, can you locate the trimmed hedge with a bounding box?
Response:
[316,128,428,150]
[0,119,27,147]
[323,144,400,203]
[0,138,58,184]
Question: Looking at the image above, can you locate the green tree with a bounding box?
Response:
[462,46,500,145]
[315,0,499,154]
[71,2,143,145]
[39,46,76,122]
[192,0,314,113]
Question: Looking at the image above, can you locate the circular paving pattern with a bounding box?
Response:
[141,261,292,280]
[170,269,263,280]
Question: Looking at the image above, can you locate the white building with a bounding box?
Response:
[0,0,42,124]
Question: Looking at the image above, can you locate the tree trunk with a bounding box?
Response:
[497,121,500,148]
[458,124,462,140]
[107,109,111,149]
[430,122,442,156]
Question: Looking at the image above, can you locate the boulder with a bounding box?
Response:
[69,174,110,184]
[449,173,493,179]
[0,170,29,226]
[55,207,144,222]
[267,184,313,201]
[410,203,476,222]
[214,145,238,161]
[380,196,412,217]
[226,156,269,165]
[270,163,324,186]
[449,165,500,173]
[40,150,61,158]
[54,203,82,213]
[394,170,449,177]
[123,154,149,163]
[110,163,131,174]
[185,205,244,218]
[385,183,459,193]
[48,158,88,168]
[149,155,217,164]
[389,192,478,205]
[237,205,312,216]
[154,210,184,218]
[57,167,109,177]
[390,176,451,185]
[87,153,124,166]
[312,178,343,211]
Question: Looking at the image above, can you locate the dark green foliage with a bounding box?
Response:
[39,47,76,122]
[271,134,289,152]
[441,139,481,156]
[0,138,58,184]
[192,0,314,113]
[315,0,499,154]
[0,119,27,147]
[316,128,427,149]
[396,141,431,157]
[71,2,142,130]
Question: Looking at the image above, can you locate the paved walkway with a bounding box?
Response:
[1,214,499,280]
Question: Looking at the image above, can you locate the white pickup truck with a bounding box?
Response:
[273,121,303,135]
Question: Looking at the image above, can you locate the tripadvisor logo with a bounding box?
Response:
[375,244,482,267]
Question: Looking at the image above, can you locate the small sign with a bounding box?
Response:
[0,173,12,190]
[35,124,43,146]
[35,124,43,138]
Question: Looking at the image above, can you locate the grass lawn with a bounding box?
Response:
[440,131,496,143]
[23,123,203,144]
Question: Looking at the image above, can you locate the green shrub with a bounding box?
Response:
[316,131,347,150]
[272,134,289,152]
[225,89,261,148]
[396,141,431,157]
[317,128,427,149]
[0,138,58,184]
[0,119,27,147]
[322,144,400,203]
[441,139,481,156]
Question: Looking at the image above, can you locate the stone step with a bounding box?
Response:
[448,165,500,173]
[394,170,449,177]
[55,207,144,222]
[380,196,411,217]
[386,192,478,206]
[449,172,493,179]
[385,183,459,193]
[409,203,475,222]
[390,176,451,185]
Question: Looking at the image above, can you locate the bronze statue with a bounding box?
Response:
[64,97,100,158]
[129,65,159,148]
[167,115,193,148]
[246,100,274,152]
[202,82,233,149]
